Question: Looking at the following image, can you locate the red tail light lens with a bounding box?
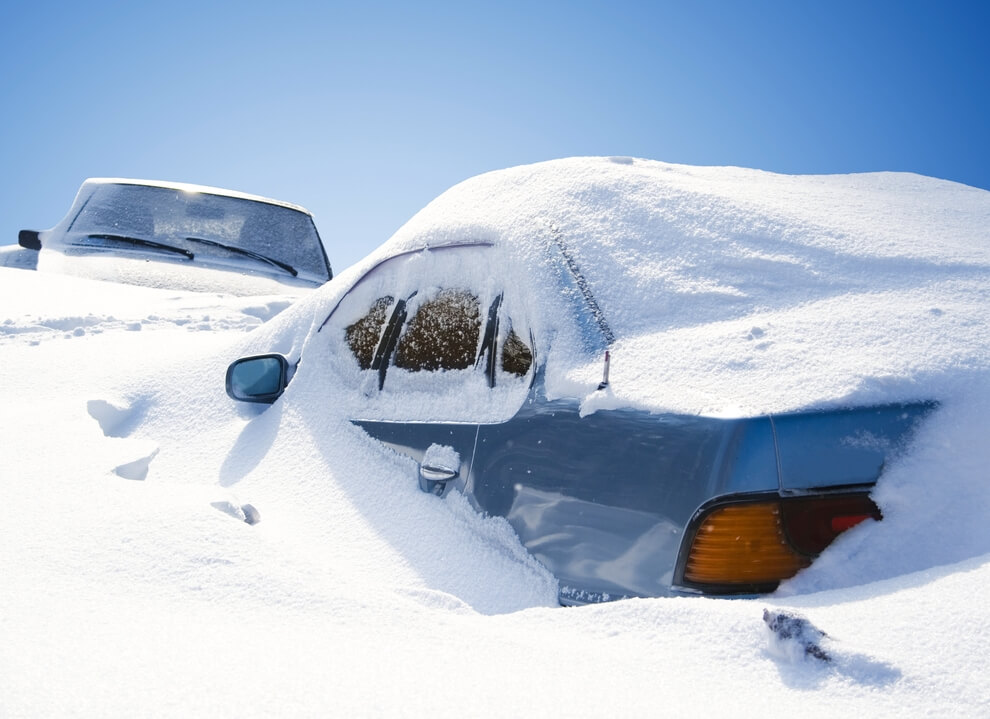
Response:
[780,495,882,556]
[831,514,870,532]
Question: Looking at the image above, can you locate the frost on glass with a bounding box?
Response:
[395,289,481,372]
[501,327,533,377]
[316,246,533,423]
[345,296,393,369]
[65,183,328,279]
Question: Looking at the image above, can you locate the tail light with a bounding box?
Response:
[678,493,881,594]
[780,494,881,555]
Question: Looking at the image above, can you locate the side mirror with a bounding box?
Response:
[225,354,289,403]
[18,230,41,250]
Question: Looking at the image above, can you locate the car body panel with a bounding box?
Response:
[353,366,935,602]
[351,420,479,493]
[772,403,935,492]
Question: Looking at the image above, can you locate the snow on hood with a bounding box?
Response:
[257,156,990,416]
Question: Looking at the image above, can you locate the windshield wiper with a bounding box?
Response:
[184,237,298,277]
[82,233,194,260]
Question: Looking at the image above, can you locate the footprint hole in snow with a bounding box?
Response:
[87,398,149,438]
[211,501,261,525]
[113,448,160,481]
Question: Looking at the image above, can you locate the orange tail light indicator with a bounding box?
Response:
[684,503,808,586]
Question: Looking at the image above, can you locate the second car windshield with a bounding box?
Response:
[68,183,329,281]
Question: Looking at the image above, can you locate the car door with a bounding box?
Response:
[319,243,535,495]
[468,393,758,602]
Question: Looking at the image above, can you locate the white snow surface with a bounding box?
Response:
[2,157,990,716]
[373,157,990,416]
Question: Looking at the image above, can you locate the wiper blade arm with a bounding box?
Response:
[184,237,298,277]
[83,233,194,260]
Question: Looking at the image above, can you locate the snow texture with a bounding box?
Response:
[2,157,990,717]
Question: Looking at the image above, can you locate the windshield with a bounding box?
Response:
[67,183,330,281]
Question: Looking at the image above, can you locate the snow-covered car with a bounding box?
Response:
[223,158,945,604]
[14,178,332,295]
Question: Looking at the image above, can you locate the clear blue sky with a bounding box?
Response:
[2,1,988,271]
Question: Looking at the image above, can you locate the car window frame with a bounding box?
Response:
[318,241,535,393]
[317,241,496,333]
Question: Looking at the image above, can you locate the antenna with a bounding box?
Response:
[597,350,611,390]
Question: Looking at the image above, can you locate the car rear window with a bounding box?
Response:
[394,289,481,372]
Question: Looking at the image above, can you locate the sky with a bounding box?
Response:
[2,0,988,272]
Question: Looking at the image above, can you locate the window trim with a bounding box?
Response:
[318,240,536,393]
[370,295,411,390]
[476,294,503,388]
[317,241,495,334]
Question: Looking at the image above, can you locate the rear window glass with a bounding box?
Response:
[345,296,394,370]
[395,289,481,372]
[501,328,533,377]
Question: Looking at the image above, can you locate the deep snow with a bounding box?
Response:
[2,158,989,716]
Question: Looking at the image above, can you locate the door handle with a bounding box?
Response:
[420,464,459,482]
[419,444,461,495]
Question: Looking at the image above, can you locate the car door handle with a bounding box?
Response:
[419,464,459,482]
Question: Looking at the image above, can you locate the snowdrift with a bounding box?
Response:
[2,157,989,716]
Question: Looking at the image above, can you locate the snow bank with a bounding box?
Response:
[2,157,990,716]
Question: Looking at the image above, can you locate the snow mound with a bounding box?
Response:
[344,157,990,416]
[3,157,990,715]
[764,608,831,662]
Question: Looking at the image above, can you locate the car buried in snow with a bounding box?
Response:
[12,178,332,295]
[223,159,938,604]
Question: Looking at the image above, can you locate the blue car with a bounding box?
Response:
[225,231,934,604]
